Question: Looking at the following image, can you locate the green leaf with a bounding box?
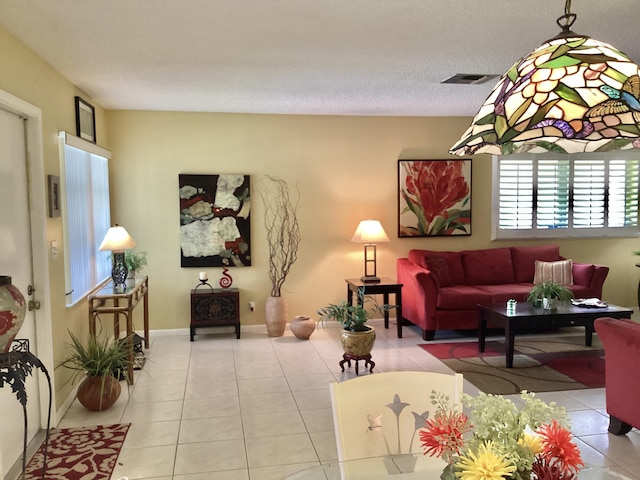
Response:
[554,83,589,107]
[538,56,582,69]
[476,112,496,126]
[528,99,560,127]
[595,138,633,152]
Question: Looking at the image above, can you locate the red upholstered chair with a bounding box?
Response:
[594,317,640,435]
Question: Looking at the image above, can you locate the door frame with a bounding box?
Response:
[0,89,56,427]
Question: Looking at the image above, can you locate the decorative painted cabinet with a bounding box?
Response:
[190,288,240,340]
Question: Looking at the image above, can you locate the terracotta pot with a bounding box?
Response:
[0,276,27,352]
[340,327,376,357]
[290,315,316,339]
[265,296,287,337]
[77,375,121,411]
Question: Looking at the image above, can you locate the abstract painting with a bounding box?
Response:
[398,159,471,237]
[179,174,251,267]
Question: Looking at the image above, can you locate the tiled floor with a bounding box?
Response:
[55,319,640,480]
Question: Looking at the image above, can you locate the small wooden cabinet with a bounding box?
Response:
[190,287,240,340]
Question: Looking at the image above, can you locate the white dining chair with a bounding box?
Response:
[329,371,463,462]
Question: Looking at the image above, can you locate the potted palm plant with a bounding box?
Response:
[527,280,574,310]
[59,331,130,411]
[317,288,395,357]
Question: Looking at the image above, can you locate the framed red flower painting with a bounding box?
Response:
[398,159,472,237]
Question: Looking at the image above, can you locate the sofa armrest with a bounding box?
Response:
[572,262,609,298]
[594,317,640,432]
[397,258,438,331]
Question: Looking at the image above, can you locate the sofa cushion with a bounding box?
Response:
[424,255,454,287]
[533,259,573,285]
[461,247,515,285]
[475,284,534,304]
[408,250,466,284]
[511,245,561,283]
[437,285,492,309]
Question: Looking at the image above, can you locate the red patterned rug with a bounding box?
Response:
[24,423,129,479]
[420,334,604,395]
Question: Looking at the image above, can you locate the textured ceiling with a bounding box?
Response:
[1,0,639,116]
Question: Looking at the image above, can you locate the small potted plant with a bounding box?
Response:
[124,250,147,279]
[317,288,395,357]
[527,280,574,310]
[59,331,130,411]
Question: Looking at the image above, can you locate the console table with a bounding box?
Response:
[190,286,240,340]
[88,276,149,384]
[345,278,403,338]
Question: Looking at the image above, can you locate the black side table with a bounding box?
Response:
[345,277,403,338]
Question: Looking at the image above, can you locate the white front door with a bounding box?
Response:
[0,101,47,477]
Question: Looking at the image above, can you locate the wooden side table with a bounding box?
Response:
[190,287,240,340]
[345,277,404,338]
[88,276,149,385]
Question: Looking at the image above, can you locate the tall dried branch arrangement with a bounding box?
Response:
[261,176,301,297]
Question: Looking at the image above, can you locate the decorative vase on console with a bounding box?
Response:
[0,276,27,352]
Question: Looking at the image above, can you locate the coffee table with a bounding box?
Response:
[478,302,633,368]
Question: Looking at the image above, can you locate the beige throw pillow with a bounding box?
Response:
[533,259,573,285]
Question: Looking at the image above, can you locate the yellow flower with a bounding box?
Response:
[455,442,517,480]
[518,432,542,455]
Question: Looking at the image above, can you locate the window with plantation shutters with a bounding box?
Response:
[59,132,112,306]
[493,153,640,239]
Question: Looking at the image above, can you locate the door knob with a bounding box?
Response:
[28,300,41,311]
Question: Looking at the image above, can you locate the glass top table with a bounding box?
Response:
[283,455,634,480]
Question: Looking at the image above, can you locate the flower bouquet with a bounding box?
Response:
[420,391,583,480]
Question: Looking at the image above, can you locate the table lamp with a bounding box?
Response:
[99,225,137,292]
[351,220,390,283]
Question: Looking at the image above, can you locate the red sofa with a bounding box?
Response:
[396,245,609,340]
[594,317,640,435]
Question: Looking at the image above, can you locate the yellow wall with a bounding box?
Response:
[0,27,110,406]
[106,110,640,331]
[2,24,640,409]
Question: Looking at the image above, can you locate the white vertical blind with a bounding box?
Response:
[59,132,111,305]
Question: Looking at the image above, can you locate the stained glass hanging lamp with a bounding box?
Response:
[450,0,640,156]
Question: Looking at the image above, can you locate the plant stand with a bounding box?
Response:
[339,353,374,375]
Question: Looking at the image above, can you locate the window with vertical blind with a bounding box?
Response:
[492,152,640,239]
[59,132,112,306]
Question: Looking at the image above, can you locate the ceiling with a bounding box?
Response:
[1,0,639,116]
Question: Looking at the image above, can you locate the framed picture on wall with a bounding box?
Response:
[75,96,96,143]
[47,174,61,218]
[397,159,472,237]
[178,174,251,267]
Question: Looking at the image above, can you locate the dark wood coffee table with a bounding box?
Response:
[478,302,633,368]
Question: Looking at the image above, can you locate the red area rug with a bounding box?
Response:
[24,423,129,479]
[420,334,604,395]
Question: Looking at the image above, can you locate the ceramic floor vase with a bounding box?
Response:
[0,275,27,352]
[290,315,316,339]
[77,375,121,411]
[265,296,287,337]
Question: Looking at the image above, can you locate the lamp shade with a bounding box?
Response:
[98,225,137,252]
[351,220,390,244]
[450,4,640,155]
